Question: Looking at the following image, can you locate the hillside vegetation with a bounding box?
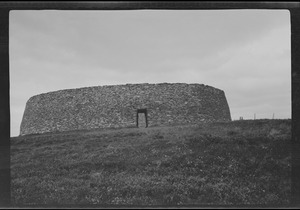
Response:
[11,119,291,206]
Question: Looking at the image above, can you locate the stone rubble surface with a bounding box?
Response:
[20,83,231,135]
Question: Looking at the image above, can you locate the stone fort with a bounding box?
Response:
[20,83,231,136]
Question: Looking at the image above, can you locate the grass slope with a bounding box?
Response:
[11,119,291,206]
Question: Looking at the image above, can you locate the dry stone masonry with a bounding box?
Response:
[20,83,231,135]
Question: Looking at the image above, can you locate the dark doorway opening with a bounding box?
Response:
[137,109,148,128]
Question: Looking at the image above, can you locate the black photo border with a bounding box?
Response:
[1,1,299,208]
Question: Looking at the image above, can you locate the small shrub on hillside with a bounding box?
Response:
[227,130,238,136]
[226,126,242,136]
[150,131,164,140]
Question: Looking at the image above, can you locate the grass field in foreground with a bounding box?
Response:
[11,119,291,206]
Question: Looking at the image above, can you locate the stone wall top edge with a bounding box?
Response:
[27,82,224,102]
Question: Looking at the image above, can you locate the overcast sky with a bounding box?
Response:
[9,10,291,137]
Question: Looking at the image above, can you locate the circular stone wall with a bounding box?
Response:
[20,83,231,135]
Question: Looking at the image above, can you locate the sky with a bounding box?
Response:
[9,10,291,137]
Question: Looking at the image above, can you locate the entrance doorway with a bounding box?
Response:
[137,109,148,128]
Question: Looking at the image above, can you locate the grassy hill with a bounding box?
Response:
[11,119,291,206]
